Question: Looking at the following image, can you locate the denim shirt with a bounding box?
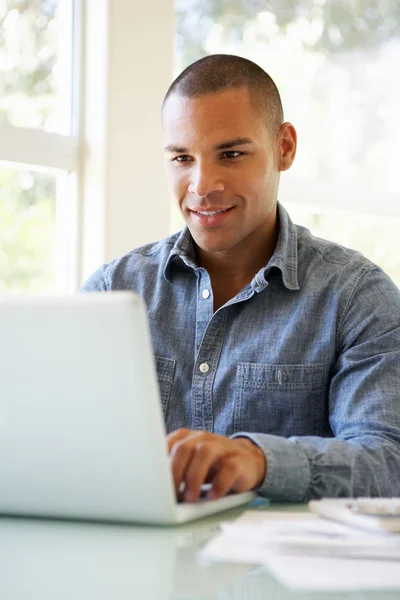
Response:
[81,203,400,501]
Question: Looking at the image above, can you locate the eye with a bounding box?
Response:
[221,151,243,159]
[172,155,192,163]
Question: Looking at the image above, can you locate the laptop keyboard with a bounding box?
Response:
[177,484,213,504]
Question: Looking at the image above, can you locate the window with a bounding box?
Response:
[0,0,79,294]
[174,1,400,286]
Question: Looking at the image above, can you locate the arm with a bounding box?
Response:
[232,265,400,501]
[80,265,110,292]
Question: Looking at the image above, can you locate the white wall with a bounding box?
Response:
[80,0,174,283]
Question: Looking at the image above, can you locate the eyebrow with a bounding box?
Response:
[164,144,187,153]
[164,137,254,153]
[215,137,253,150]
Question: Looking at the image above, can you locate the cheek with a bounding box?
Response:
[235,172,264,201]
[166,167,188,198]
[233,158,269,194]
[252,162,277,195]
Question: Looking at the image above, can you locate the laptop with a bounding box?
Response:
[0,292,256,524]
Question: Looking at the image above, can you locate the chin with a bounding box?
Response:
[193,236,233,254]
[188,225,238,252]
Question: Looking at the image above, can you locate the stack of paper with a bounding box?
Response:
[198,511,400,591]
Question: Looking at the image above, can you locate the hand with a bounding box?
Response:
[166,429,267,502]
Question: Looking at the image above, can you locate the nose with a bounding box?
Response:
[188,163,224,197]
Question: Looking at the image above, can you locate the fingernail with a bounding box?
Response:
[185,491,195,502]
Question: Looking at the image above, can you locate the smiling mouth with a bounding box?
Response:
[189,206,235,227]
[191,207,232,216]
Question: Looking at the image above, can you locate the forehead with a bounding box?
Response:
[162,87,266,146]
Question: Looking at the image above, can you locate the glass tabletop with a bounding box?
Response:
[0,500,398,600]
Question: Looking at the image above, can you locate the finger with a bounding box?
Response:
[204,462,219,483]
[166,428,190,453]
[169,440,195,498]
[183,442,221,502]
[208,459,246,500]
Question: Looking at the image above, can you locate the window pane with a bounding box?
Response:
[0,164,57,293]
[174,1,400,278]
[0,0,73,134]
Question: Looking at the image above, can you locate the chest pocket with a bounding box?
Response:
[154,356,176,418]
[234,363,325,437]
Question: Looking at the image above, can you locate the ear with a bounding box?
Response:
[277,122,297,172]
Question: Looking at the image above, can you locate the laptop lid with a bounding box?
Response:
[0,292,178,523]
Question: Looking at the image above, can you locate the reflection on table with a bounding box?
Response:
[1,501,398,600]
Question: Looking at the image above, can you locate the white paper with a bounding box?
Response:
[221,519,400,557]
[234,509,316,524]
[198,511,400,591]
[264,554,400,591]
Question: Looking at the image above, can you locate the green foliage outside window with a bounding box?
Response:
[0,168,56,293]
[176,0,400,68]
[0,0,59,129]
[0,1,59,293]
[174,0,400,287]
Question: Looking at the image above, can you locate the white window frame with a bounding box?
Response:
[0,0,175,292]
[0,124,79,171]
[279,178,400,219]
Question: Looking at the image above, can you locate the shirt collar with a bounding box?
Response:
[263,202,300,291]
[163,202,300,291]
[163,227,198,281]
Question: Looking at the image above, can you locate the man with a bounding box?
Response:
[82,54,400,503]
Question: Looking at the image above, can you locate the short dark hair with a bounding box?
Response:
[163,54,284,135]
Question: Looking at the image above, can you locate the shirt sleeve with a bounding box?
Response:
[232,265,400,501]
[80,265,110,292]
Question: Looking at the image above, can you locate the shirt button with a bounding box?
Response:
[199,362,210,373]
[202,289,210,299]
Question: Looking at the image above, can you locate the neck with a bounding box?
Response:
[196,214,279,284]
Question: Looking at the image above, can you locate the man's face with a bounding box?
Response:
[162,87,292,256]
